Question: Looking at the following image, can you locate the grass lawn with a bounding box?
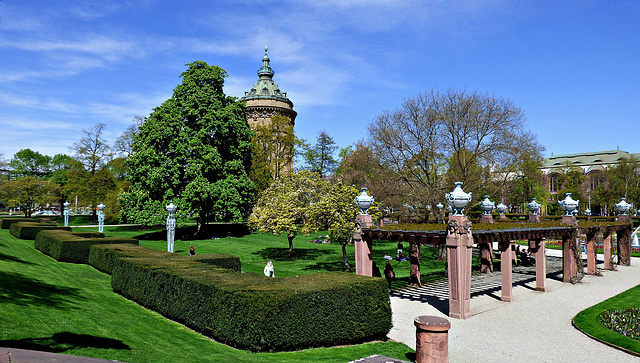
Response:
[573,284,640,354]
[0,227,414,362]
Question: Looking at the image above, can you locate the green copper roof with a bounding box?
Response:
[242,46,293,106]
[542,150,640,169]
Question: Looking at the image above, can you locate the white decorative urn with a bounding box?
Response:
[479,195,495,215]
[558,193,579,216]
[354,188,374,214]
[527,198,541,215]
[445,182,472,216]
[496,202,507,215]
[615,198,631,216]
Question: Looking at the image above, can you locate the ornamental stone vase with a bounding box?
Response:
[527,198,541,215]
[496,202,507,215]
[558,193,579,216]
[615,198,632,216]
[479,195,495,215]
[445,182,472,216]
[354,188,374,214]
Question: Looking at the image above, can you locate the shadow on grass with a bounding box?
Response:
[252,247,334,261]
[0,332,130,353]
[0,252,36,265]
[0,271,84,308]
[135,224,249,241]
[303,261,349,272]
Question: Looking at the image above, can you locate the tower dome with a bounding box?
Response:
[242,47,297,128]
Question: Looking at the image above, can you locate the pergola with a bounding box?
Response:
[356,215,634,319]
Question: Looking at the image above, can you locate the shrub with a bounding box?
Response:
[90,244,391,352]
[88,244,240,275]
[0,217,35,229]
[10,222,70,239]
[34,229,138,263]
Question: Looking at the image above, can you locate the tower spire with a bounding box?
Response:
[258,45,274,77]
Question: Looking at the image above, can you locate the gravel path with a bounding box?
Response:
[388,250,640,362]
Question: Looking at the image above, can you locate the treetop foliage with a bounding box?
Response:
[120,61,254,228]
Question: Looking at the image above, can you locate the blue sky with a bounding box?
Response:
[1,1,638,162]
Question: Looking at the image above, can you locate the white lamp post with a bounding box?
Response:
[63,201,70,227]
[97,203,105,233]
[166,201,177,253]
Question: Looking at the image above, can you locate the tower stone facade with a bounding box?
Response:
[242,47,297,128]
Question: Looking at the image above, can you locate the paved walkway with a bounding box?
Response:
[388,249,640,362]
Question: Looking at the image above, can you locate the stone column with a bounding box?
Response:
[354,214,373,276]
[561,215,577,282]
[603,233,613,270]
[617,215,632,266]
[562,233,577,282]
[529,239,546,292]
[446,215,473,319]
[409,239,421,286]
[499,241,513,302]
[414,315,451,363]
[586,232,596,275]
[528,214,541,223]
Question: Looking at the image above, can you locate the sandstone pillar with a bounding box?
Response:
[586,232,596,275]
[529,239,546,292]
[354,214,373,276]
[562,234,577,282]
[603,233,613,270]
[414,315,451,363]
[446,215,473,319]
[617,215,632,266]
[499,241,513,302]
[409,238,421,286]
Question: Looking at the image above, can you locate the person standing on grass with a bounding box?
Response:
[264,260,274,277]
[384,261,395,290]
[188,245,196,255]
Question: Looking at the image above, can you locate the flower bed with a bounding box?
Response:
[599,307,640,340]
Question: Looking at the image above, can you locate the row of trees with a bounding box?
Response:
[0,123,125,219]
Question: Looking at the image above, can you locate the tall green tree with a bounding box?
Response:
[120,61,254,230]
[300,131,339,177]
[9,149,52,177]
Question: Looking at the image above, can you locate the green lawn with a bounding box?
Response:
[0,227,414,362]
[573,284,640,354]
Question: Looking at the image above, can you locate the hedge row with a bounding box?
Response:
[10,221,71,239]
[88,243,241,275]
[34,229,138,263]
[1,217,35,229]
[89,244,392,352]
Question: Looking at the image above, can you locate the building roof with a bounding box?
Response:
[241,47,294,107]
[541,150,640,173]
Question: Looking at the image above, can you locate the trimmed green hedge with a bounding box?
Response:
[88,244,241,275]
[90,244,391,352]
[10,222,70,239]
[34,229,138,263]
[0,217,35,229]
